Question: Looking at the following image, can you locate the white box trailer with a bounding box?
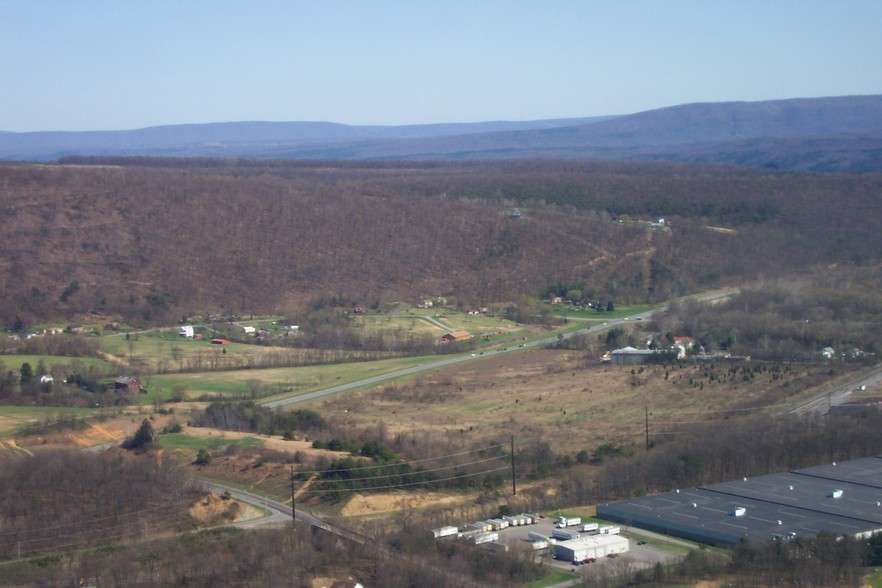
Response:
[432,526,458,539]
[474,532,499,545]
[598,525,621,535]
[581,523,599,533]
[531,540,549,550]
[521,513,540,524]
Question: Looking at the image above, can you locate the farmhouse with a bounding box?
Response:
[114,375,142,393]
[179,326,194,338]
[441,330,471,343]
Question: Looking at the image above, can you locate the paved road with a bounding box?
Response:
[781,364,882,416]
[264,290,737,409]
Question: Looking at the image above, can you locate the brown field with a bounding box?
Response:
[310,349,860,453]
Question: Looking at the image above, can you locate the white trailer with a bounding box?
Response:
[474,532,499,545]
[432,526,458,539]
[531,540,549,550]
[581,523,599,533]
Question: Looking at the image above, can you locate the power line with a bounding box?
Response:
[300,465,511,494]
[309,455,507,485]
[290,442,506,476]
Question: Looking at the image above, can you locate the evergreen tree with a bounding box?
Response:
[123,419,155,451]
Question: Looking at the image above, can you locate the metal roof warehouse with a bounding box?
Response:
[596,456,882,546]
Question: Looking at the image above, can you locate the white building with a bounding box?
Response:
[552,534,629,563]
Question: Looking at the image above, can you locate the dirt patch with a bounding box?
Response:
[66,421,128,446]
[189,492,241,525]
[340,490,478,517]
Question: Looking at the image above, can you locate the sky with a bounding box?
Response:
[2,0,882,132]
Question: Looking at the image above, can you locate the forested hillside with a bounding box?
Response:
[2,159,882,326]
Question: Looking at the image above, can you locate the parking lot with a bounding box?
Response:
[493,517,686,572]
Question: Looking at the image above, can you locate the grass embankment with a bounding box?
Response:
[159,432,265,453]
[0,406,100,436]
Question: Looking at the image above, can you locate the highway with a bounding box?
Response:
[264,290,735,409]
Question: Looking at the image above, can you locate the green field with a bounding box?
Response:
[159,432,264,453]
[144,353,452,404]
[0,354,113,373]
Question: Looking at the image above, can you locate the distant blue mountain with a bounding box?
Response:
[3,95,882,172]
[0,117,614,161]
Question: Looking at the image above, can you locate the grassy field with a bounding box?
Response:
[143,353,458,404]
[160,432,265,453]
[0,354,113,373]
[865,568,882,588]
[0,405,99,435]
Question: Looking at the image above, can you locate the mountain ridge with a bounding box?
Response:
[3,95,882,172]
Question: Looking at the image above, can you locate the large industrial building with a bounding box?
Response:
[597,456,882,546]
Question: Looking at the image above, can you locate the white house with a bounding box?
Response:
[179,326,194,338]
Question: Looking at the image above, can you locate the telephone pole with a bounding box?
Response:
[645,405,650,451]
[510,435,517,496]
[290,466,296,534]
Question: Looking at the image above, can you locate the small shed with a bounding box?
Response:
[210,338,229,345]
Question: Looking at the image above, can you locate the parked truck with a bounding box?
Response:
[557,516,582,528]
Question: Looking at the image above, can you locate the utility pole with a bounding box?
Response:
[645,405,650,451]
[290,466,296,534]
[510,435,517,496]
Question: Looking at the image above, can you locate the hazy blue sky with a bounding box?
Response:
[3,0,881,132]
